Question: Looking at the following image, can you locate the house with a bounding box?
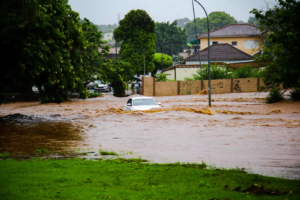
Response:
[198,24,262,55]
[102,32,114,42]
[163,43,255,80]
[98,45,120,60]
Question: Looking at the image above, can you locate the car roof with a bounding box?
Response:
[131,97,155,100]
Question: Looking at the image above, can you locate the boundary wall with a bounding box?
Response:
[142,77,264,96]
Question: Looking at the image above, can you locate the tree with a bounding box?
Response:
[251,0,300,89]
[0,0,108,103]
[152,53,173,76]
[185,11,238,42]
[247,16,259,26]
[113,9,156,75]
[100,59,134,96]
[176,18,191,29]
[155,21,188,57]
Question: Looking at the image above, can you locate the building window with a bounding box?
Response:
[212,41,218,44]
[232,41,237,46]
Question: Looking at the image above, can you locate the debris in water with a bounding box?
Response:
[216,110,253,115]
[196,90,207,95]
[267,109,284,114]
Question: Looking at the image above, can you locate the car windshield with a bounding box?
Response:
[95,81,102,84]
[133,99,157,106]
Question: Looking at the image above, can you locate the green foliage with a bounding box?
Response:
[155,21,188,57]
[230,66,263,78]
[155,74,167,82]
[0,159,299,199]
[247,16,259,26]
[175,55,184,62]
[251,0,300,89]
[0,1,109,104]
[266,88,284,104]
[114,10,156,75]
[152,53,173,75]
[288,89,300,101]
[100,59,133,95]
[184,77,194,81]
[88,92,102,98]
[0,152,10,158]
[185,11,237,41]
[35,148,52,154]
[193,65,233,80]
[99,150,118,156]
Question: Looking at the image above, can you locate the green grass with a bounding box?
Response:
[0,159,299,200]
[99,150,118,156]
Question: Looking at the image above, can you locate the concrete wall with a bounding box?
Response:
[164,69,175,80]
[155,81,178,96]
[179,80,201,95]
[200,37,262,55]
[176,68,199,81]
[203,79,232,94]
[232,78,258,93]
[142,77,154,96]
[142,77,265,96]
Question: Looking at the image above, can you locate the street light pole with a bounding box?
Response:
[193,0,211,107]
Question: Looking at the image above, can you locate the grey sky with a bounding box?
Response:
[68,0,278,25]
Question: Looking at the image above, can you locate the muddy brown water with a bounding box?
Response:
[0,92,299,179]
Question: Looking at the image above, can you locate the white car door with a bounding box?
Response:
[124,98,133,111]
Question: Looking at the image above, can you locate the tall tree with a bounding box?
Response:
[155,21,188,57]
[113,9,156,75]
[0,0,108,103]
[251,0,300,89]
[184,11,238,42]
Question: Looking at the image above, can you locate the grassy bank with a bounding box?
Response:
[0,159,299,200]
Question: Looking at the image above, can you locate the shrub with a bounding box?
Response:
[155,73,167,81]
[184,77,194,81]
[231,66,263,78]
[266,88,284,103]
[193,65,233,80]
[88,92,102,98]
[288,89,300,101]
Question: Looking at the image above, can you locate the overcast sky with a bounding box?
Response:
[68,0,278,25]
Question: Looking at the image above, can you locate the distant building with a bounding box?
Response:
[102,32,114,42]
[198,24,262,55]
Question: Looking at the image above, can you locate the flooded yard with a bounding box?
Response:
[0,92,300,179]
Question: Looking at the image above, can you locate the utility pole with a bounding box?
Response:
[171,44,173,61]
[161,46,163,71]
[143,49,145,76]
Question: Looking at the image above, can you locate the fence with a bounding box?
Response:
[142,77,264,96]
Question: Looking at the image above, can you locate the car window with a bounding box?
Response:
[95,81,102,84]
[127,99,132,106]
[133,99,157,106]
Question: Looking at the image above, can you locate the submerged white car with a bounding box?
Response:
[124,97,162,111]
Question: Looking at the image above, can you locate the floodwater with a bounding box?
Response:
[0,92,300,179]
